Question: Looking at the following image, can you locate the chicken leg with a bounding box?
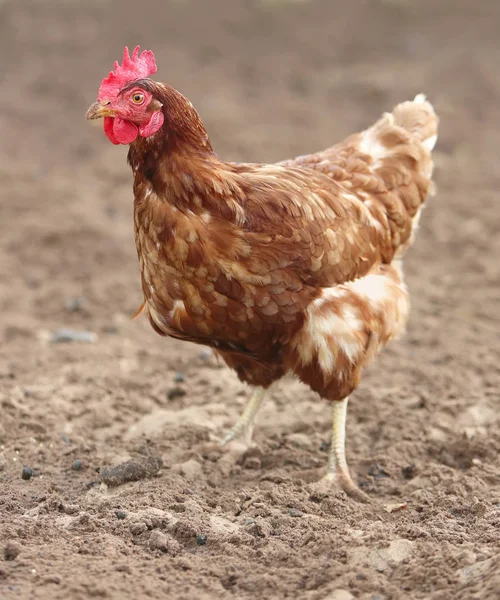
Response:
[318,398,371,503]
[220,386,267,447]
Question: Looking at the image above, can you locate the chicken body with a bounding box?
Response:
[88,67,438,500]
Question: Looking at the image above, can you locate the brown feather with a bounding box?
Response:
[126,81,437,395]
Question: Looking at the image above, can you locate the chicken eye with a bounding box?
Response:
[131,92,144,104]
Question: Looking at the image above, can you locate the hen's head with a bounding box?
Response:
[86,46,165,145]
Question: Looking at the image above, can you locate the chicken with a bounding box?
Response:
[87,47,438,501]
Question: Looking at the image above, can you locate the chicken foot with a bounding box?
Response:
[220,386,267,447]
[316,398,371,503]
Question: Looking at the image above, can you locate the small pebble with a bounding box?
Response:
[65,296,87,313]
[196,534,207,546]
[174,372,185,383]
[401,464,417,480]
[22,466,33,481]
[243,456,261,470]
[384,502,407,514]
[289,508,303,518]
[149,530,181,555]
[4,541,22,561]
[168,387,187,400]
[71,459,82,471]
[368,463,390,479]
[50,328,97,344]
[115,564,131,574]
[198,349,211,360]
[60,503,79,515]
[102,325,119,335]
[43,574,62,585]
[244,518,272,538]
[130,522,148,536]
[115,510,128,520]
[100,455,163,487]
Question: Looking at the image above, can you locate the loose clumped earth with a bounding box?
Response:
[1,1,499,599]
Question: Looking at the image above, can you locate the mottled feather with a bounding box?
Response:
[127,81,438,398]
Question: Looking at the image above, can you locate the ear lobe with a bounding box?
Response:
[139,110,165,138]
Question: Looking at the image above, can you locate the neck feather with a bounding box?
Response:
[127,81,225,209]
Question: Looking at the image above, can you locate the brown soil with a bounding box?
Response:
[1,1,499,599]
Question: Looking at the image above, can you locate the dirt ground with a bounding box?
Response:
[1,0,499,598]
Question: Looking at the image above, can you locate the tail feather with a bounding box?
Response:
[357,95,439,258]
[280,94,439,260]
[360,94,438,166]
[392,94,438,151]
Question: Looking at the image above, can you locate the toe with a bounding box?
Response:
[308,472,372,503]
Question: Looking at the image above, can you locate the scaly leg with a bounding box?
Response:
[220,386,267,447]
[319,398,371,503]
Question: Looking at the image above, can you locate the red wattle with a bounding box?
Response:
[103,116,138,145]
[103,117,120,144]
[103,112,162,145]
[113,117,139,144]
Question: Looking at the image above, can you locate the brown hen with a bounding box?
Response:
[87,47,438,500]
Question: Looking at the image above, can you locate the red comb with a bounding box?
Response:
[98,46,157,101]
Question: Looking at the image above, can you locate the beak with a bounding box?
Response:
[86,101,116,120]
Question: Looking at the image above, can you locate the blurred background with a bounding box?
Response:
[1,1,499,599]
[1,0,499,331]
